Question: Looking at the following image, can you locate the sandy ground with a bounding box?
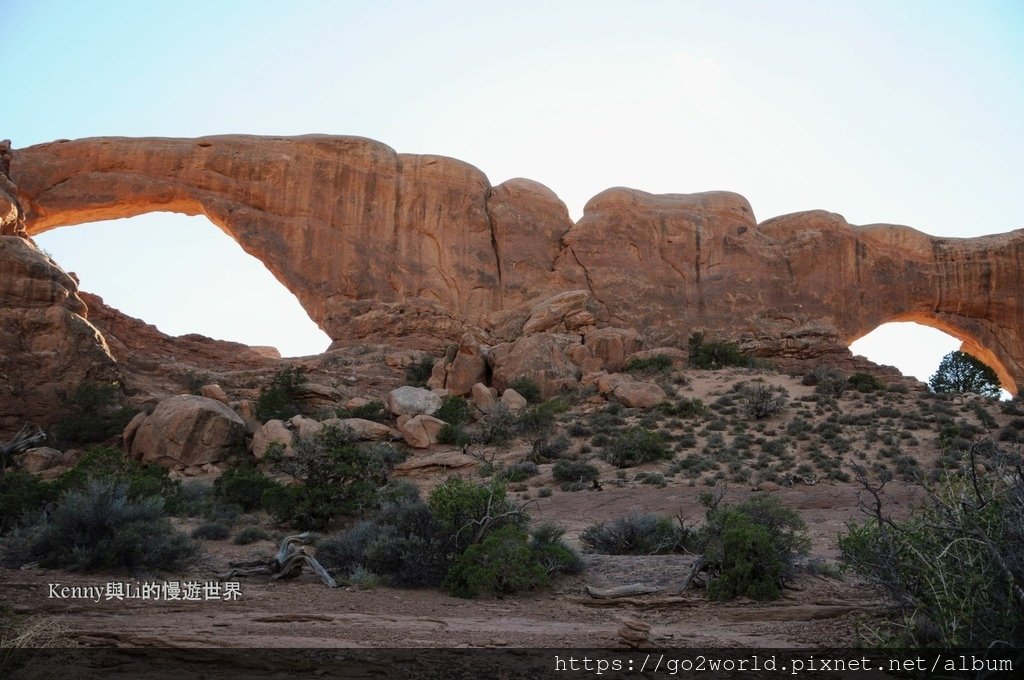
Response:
[0,482,909,649]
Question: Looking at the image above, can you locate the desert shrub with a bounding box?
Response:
[58,446,181,508]
[580,513,686,555]
[405,355,436,387]
[347,566,381,590]
[847,372,884,393]
[191,521,231,540]
[508,377,542,404]
[336,400,389,423]
[804,367,847,398]
[839,458,1024,647]
[255,367,305,421]
[530,524,584,575]
[695,493,810,587]
[497,460,539,483]
[531,434,570,462]
[54,381,136,446]
[660,398,705,418]
[443,526,549,598]
[478,403,516,445]
[214,463,279,512]
[2,479,197,572]
[688,332,754,369]
[740,384,788,419]
[706,510,783,601]
[428,477,524,552]
[233,526,271,545]
[435,395,471,426]
[317,496,451,588]
[624,354,673,374]
[437,422,472,446]
[263,427,404,529]
[552,460,599,487]
[0,471,58,534]
[601,427,671,468]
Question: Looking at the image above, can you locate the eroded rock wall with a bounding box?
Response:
[5,135,1023,393]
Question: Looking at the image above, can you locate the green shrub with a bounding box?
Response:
[435,395,471,426]
[529,524,584,575]
[706,510,783,601]
[428,477,524,551]
[601,427,671,468]
[580,513,686,554]
[624,355,673,374]
[191,521,231,540]
[233,526,271,545]
[255,367,305,421]
[58,446,181,508]
[2,479,197,572]
[443,526,549,598]
[0,471,58,534]
[437,422,472,446]
[478,403,515,445]
[497,460,539,483]
[660,398,706,418]
[264,428,404,529]
[317,497,452,588]
[54,381,136,446]
[839,460,1024,647]
[214,463,279,512]
[696,493,810,584]
[688,332,754,369]
[509,377,542,404]
[405,356,435,387]
[552,460,599,486]
[847,372,884,393]
[336,400,389,423]
[804,367,847,398]
[347,566,381,590]
[740,384,788,419]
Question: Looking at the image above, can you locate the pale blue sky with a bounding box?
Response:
[4,1,1022,385]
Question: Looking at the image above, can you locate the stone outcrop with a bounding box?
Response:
[128,395,245,468]
[0,236,119,434]
[386,386,441,417]
[4,135,1023,394]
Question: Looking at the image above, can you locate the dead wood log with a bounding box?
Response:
[221,532,336,588]
[585,583,662,599]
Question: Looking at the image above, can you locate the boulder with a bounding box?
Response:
[613,381,667,408]
[596,373,634,396]
[16,446,63,473]
[470,382,498,413]
[397,414,446,448]
[445,332,488,395]
[294,382,342,410]
[386,386,442,417]
[252,419,293,459]
[322,417,392,441]
[488,333,582,398]
[129,395,245,467]
[585,327,642,373]
[288,415,324,440]
[199,384,230,403]
[522,290,592,335]
[500,388,528,412]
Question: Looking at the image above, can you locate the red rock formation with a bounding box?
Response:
[4,135,1022,393]
[0,236,119,433]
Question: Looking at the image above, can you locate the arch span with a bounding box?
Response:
[2,135,1022,394]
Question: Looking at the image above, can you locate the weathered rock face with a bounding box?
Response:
[0,236,119,433]
[129,395,245,468]
[5,135,1024,393]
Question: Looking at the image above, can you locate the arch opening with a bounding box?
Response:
[850,320,1012,400]
[33,212,331,358]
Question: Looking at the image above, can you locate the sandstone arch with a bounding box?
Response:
[2,135,1021,394]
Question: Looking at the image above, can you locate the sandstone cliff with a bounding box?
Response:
[3,135,1021,393]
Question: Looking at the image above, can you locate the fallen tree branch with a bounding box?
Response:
[221,532,336,588]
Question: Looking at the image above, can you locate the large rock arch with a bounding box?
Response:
[2,135,1022,394]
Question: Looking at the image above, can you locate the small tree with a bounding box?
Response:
[929,351,1002,399]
